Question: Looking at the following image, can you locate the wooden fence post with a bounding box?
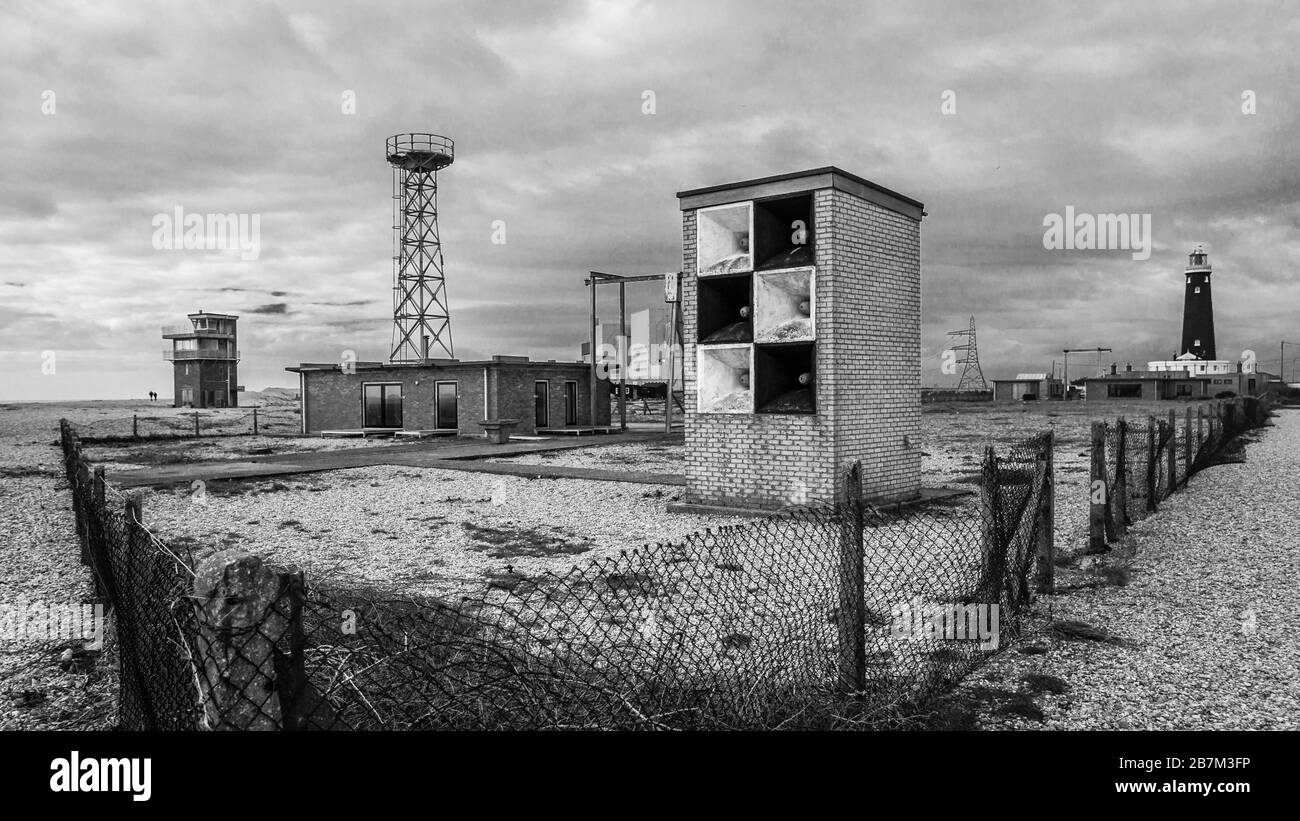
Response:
[1197,405,1204,458]
[1088,421,1107,552]
[74,462,91,564]
[1114,417,1128,534]
[1183,407,1193,485]
[979,445,1004,599]
[132,414,138,438]
[253,407,259,436]
[1166,410,1177,494]
[837,463,866,694]
[1035,432,1055,594]
[1146,416,1157,512]
[192,551,295,730]
[194,411,200,437]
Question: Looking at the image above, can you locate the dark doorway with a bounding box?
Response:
[564,381,578,425]
[363,383,403,428]
[435,382,458,430]
[534,380,549,428]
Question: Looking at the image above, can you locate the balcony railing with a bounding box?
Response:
[162,325,235,337]
[164,349,239,361]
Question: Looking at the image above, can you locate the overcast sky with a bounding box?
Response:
[2,0,1298,400]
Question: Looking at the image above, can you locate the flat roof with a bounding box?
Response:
[286,358,589,374]
[676,166,924,220]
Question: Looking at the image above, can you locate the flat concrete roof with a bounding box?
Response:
[676,166,924,220]
[286,358,589,374]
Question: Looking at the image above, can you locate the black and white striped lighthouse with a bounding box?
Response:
[1179,244,1216,360]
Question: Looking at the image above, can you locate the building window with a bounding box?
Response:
[1194,287,1201,293]
[362,383,403,428]
[1107,384,1142,398]
[435,381,458,430]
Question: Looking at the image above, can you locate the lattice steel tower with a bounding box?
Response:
[947,315,988,391]
[387,133,455,362]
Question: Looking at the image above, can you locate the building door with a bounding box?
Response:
[534,380,549,428]
[564,381,578,425]
[363,383,403,428]
[435,382,458,430]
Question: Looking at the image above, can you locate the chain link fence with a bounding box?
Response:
[61,419,1055,730]
[1085,395,1274,553]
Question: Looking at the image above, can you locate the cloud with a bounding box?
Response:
[1,0,1299,398]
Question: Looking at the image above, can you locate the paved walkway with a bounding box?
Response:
[114,430,682,488]
[967,407,1300,730]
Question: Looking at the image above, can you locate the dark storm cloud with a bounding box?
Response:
[1,0,1298,399]
[247,303,289,315]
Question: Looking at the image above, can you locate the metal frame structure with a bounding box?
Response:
[585,270,683,433]
[947,315,988,392]
[387,133,455,362]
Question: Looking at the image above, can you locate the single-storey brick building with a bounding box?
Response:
[1083,364,1263,401]
[286,356,610,435]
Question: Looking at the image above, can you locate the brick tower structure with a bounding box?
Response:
[1179,244,1216,360]
[677,167,924,510]
[163,311,240,408]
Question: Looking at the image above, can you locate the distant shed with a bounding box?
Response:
[992,373,1063,401]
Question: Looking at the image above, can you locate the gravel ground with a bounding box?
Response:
[949,409,1299,730]
[1,397,1240,729]
[135,467,749,599]
[0,408,115,730]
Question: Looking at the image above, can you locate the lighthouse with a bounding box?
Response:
[1179,244,1216,360]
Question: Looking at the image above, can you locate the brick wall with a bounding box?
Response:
[682,183,921,509]
[300,362,608,434]
[172,360,239,408]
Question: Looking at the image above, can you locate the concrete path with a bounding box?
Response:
[113,430,682,488]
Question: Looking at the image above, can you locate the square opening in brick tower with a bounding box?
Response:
[697,273,753,344]
[754,342,815,414]
[697,344,752,413]
[753,267,814,343]
[696,202,753,276]
[753,193,814,271]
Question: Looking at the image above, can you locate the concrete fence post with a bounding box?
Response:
[192,551,295,730]
[837,462,866,694]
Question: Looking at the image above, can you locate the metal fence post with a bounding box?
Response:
[1035,431,1055,594]
[837,462,866,694]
